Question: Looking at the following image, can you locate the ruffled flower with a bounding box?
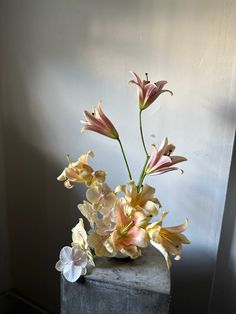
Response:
[129,72,173,110]
[86,183,116,212]
[82,182,117,228]
[57,151,106,188]
[89,231,116,257]
[146,212,190,269]
[72,219,95,266]
[115,181,160,217]
[81,101,119,139]
[145,138,187,176]
[77,201,99,229]
[55,246,88,282]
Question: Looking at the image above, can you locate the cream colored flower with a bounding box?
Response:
[72,219,95,266]
[77,201,99,229]
[57,151,106,189]
[146,212,190,269]
[83,183,118,230]
[89,231,116,257]
[115,181,160,217]
[86,183,116,212]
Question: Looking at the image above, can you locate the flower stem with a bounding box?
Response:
[137,156,149,193]
[66,154,71,164]
[117,138,132,180]
[139,110,149,157]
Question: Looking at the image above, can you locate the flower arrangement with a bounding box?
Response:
[55,72,190,283]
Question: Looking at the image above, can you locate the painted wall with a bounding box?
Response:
[1,0,236,313]
[209,133,236,314]
[0,8,10,293]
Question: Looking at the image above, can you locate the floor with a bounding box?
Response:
[0,291,49,314]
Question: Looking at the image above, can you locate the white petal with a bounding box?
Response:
[59,246,73,264]
[174,255,181,260]
[63,264,82,283]
[55,260,64,272]
[86,188,100,204]
[73,247,88,268]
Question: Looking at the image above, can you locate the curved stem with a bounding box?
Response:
[117,138,132,180]
[139,110,149,157]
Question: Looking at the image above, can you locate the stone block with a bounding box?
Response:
[61,247,170,314]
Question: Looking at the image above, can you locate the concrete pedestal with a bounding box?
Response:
[61,247,171,314]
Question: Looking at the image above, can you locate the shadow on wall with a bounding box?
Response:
[4,77,87,313]
[170,252,214,314]
[209,130,236,314]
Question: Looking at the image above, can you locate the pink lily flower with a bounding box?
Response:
[110,200,148,259]
[129,72,173,110]
[145,137,187,175]
[81,101,119,139]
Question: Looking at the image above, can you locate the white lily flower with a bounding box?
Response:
[55,246,88,282]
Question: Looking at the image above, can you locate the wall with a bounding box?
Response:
[209,133,236,314]
[0,6,10,293]
[1,0,236,313]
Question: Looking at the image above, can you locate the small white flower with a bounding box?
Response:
[55,246,88,282]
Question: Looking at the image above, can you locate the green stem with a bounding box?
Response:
[117,138,132,181]
[66,154,71,164]
[137,156,149,193]
[139,110,149,157]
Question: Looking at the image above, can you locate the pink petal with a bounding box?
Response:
[84,111,103,128]
[97,103,118,134]
[115,203,130,228]
[125,226,147,247]
[154,80,168,91]
[170,156,187,165]
[146,145,159,169]
[148,167,183,176]
[81,125,110,137]
[130,71,143,86]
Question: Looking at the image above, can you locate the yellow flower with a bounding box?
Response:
[57,151,106,188]
[72,218,95,266]
[115,181,160,217]
[146,212,190,269]
[89,231,116,257]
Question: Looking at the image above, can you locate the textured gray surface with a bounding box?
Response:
[61,247,171,314]
[86,246,170,294]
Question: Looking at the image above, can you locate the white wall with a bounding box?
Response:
[1,0,236,313]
